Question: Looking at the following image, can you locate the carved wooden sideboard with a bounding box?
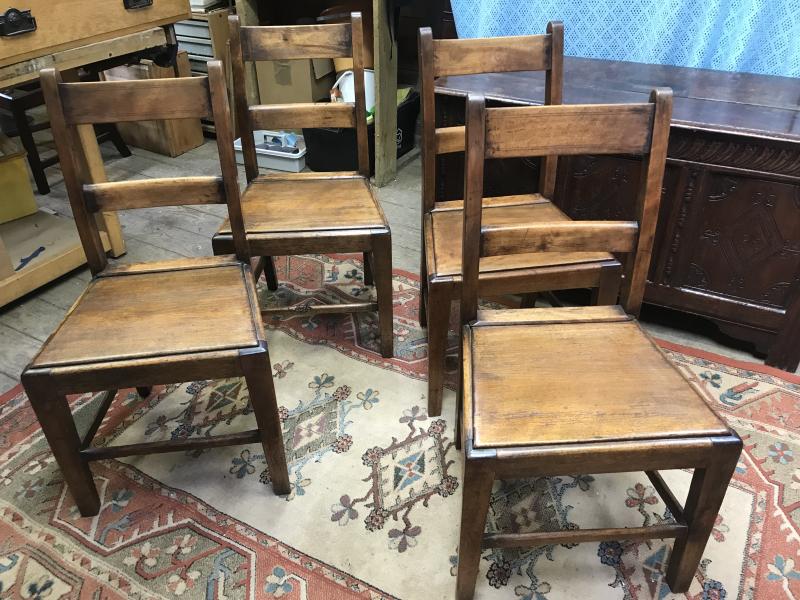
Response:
[435,58,800,371]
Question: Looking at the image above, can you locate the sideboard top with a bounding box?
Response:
[436,57,800,142]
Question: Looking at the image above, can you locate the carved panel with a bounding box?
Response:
[555,155,639,220]
[674,174,800,309]
[663,169,700,284]
[669,130,800,179]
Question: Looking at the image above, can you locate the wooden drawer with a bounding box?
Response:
[0,0,190,68]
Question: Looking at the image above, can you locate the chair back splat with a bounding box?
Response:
[40,61,248,271]
[230,12,370,181]
[460,89,673,320]
[418,21,563,214]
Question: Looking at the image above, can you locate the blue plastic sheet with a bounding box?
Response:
[450,0,800,78]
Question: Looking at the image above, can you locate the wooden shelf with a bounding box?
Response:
[0,210,109,307]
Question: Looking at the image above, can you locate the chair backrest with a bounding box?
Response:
[418,22,564,213]
[40,61,247,276]
[460,89,673,321]
[229,13,370,182]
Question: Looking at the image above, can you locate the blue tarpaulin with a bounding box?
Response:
[449,0,800,78]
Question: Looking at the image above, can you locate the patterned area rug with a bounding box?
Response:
[1,254,799,599]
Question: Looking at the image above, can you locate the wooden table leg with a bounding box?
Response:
[766,289,800,373]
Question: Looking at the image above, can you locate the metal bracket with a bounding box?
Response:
[123,0,153,9]
[0,8,36,37]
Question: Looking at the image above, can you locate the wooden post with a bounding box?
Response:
[234,0,260,105]
[372,0,397,186]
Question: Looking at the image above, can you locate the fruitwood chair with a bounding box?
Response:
[455,92,742,598]
[212,13,394,358]
[418,23,623,417]
[21,61,290,518]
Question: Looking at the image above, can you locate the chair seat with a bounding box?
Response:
[428,194,614,278]
[465,305,729,449]
[31,256,261,368]
[217,174,387,237]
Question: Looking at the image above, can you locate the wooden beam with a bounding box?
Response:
[482,523,686,549]
[261,301,378,318]
[372,0,397,186]
[82,429,262,461]
[234,0,261,105]
[80,389,118,449]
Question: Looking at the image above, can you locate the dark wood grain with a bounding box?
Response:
[250,102,356,130]
[59,77,213,124]
[432,34,551,77]
[240,22,352,60]
[484,103,653,158]
[84,177,225,211]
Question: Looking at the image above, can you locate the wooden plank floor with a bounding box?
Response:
[0,138,791,393]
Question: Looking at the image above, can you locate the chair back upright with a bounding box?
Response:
[40,61,246,274]
[229,13,370,182]
[460,90,673,321]
[418,22,564,214]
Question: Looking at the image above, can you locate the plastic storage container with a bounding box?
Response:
[303,90,419,175]
[233,131,306,172]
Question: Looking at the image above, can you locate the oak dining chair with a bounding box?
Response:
[21,61,290,518]
[212,12,394,358]
[454,91,742,599]
[418,23,623,417]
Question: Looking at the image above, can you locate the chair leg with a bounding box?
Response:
[363,252,374,286]
[22,378,100,516]
[240,346,290,495]
[426,281,451,417]
[263,256,279,291]
[665,442,741,592]
[419,285,428,328]
[456,459,495,600]
[106,124,132,157]
[372,232,394,358]
[592,263,622,305]
[418,249,428,328]
[12,104,50,194]
[520,293,538,308]
[136,387,152,399]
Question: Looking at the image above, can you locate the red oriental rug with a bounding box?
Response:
[1,254,798,599]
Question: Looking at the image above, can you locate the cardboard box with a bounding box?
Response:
[256,58,336,104]
[0,135,37,225]
[103,52,204,157]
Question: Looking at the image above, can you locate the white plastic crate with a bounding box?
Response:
[233,131,306,173]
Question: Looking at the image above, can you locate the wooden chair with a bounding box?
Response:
[455,92,742,598]
[212,13,394,358]
[418,23,624,417]
[0,83,130,195]
[21,61,290,518]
